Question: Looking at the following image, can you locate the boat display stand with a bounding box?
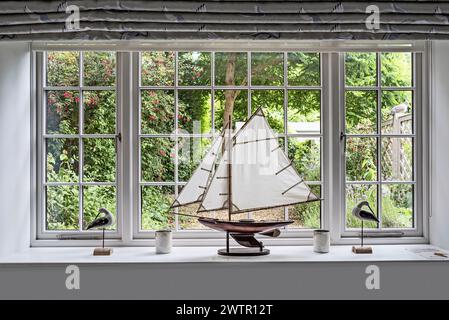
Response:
[218,247,270,256]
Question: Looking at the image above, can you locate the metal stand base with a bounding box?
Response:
[218,248,270,256]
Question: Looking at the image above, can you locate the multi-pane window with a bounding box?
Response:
[344,52,415,230]
[36,46,424,242]
[43,51,118,232]
[138,51,322,233]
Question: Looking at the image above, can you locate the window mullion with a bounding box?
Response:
[174,51,180,231]
[78,51,84,232]
[283,52,288,221]
[118,51,132,242]
[377,53,383,230]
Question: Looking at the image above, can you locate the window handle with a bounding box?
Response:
[115,133,122,153]
[340,131,347,153]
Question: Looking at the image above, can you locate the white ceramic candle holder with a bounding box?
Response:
[155,229,172,254]
[313,229,330,253]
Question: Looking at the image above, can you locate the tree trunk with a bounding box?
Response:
[223,53,237,128]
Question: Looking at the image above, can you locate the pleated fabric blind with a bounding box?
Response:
[1,1,449,41]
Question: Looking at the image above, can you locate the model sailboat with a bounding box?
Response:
[171,108,320,256]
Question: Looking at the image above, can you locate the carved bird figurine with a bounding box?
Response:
[352,201,379,224]
[87,208,114,255]
[86,208,114,230]
[351,201,378,254]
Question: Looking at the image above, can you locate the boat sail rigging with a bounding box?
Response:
[169,107,320,256]
[171,107,319,216]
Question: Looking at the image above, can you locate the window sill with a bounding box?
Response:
[0,244,447,264]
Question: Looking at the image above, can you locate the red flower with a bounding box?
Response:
[63,91,72,99]
[159,149,166,157]
[148,115,156,121]
[74,97,80,103]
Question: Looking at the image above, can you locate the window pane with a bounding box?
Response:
[46,91,79,134]
[178,137,211,182]
[178,90,212,134]
[381,52,412,87]
[214,89,248,131]
[381,184,413,228]
[47,51,79,86]
[288,52,320,86]
[83,51,116,86]
[251,90,284,133]
[345,52,377,87]
[346,137,377,181]
[288,137,321,181]
[381,138,413,181]
[46,138,79,182]
[178,52,211,86]
[83,138,116,182]
[215,52,247,86]
[346,184,378,229]
[82,186,116,230]
[345,90,377,134]
[141,90,175,134]
[251,52,283,86]
[141,186,175,230]
[46,185,79,230]
[287,90,320,134]
[141,138,175,182]
[178,184,208,230]
[83,90,116,134]
[381,91,413,134]
[254,207,285,221]
[288,185,321,229]
[141,51,175,86]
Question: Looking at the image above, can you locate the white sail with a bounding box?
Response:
[171,134,223,208]
[198,108,319,213]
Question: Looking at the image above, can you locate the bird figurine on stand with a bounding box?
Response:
[351,201,379,254]
[86,208,114,256]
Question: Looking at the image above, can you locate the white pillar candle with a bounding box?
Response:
[155,230,172,254]
[313,229,330,253]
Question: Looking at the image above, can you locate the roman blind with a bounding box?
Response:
[1,1,449,41]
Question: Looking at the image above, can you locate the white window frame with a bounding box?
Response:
[31,41,430,246]
[338,52,423,239]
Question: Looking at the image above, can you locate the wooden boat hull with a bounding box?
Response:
[198,217,293,234]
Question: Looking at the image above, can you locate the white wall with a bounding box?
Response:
[429,41,449,250]
[0,42,31,257]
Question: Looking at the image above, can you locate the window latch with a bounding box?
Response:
[115,133,122,153]
[340,131,347,152]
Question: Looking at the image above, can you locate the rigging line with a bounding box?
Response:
[200,167,212,172]
[281,180,303,195]
[234,136,279,146]
[172,211,211,219]
[231,106,264,143]
[198,186,206,189]
[275,161,293,175]
[271,145,282,152]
